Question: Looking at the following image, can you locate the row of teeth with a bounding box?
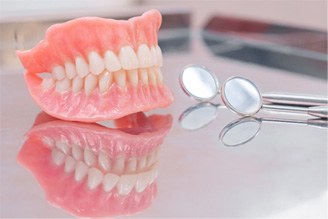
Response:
[51,145,159,195]
[42,67,164,94]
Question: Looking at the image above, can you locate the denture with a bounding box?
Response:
[17,10,173,122]
[17,112,172,217]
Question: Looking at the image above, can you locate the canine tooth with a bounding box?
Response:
[84,148,96,166]
[126,158,137,174]
[117,174,138,196]
[55,141,70,154]
[65,62,77,79]
[103,173,119,192]
[41,78,55,89]
[148,68,157,85]
[137,44,152,68]
[139,69,148,85]
[52,65,66,80]
[52,148,65,166]
[155,45,163,66]
[137,155,147,171]
[127,70,138,87]
[55,78,71,92]
[112,156,125,174]
[72,144,83,160]
[150,46,158,67]
[119,46,139,70]
[64,155,76,173]
[99,71,112,93]
[76,56,89,78]
[113,70,126,88]
[154,68,163,84]
[104,50,121,72]
[84,74,98,95]
[72,76,84,93]
[88,51,105,75]
[136,173,149,193]
[87,167,104,190]
[75,161,88,182]
[98,151,111,172]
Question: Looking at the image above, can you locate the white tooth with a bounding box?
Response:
[72,76,84,93]
[64,155,76,173]
[75,56,89,78]
[42,136,55,147]
[52,65,66,80]
[126,158,137,174]
[87,167,104,190]
[72,144,83,160]
[65,62,77,79]
[84,74,98,95]
[147,152,157,167]
[84,148,96,166]
[136,173,149,193]
[127,70,138,87]
[112,156,125,174]
[104,50,121,72]
[99,71,112,93]
[55,78,71,92]
[137,44,152,68]
[113,70,126,88]
[119,46,139,70]
[139,69,148,85]
[103,173,119,192]
[74,160,88,182]
[137,156,147,171]
[98,151,111,172]
[155,45,163,66]
[88,51,105,75]
[55,141,70,154]
[41,78,55,89]
[144,170,154,186]
[150,46,158,67]
[154,68,163,84]
[117,174,138,196]
[148,68,157,85]
[150,168,159,184]
[51,148,65,166]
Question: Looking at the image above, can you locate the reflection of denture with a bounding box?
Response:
[17,112,172,217]
[17,10,173,122]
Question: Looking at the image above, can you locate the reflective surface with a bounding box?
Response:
[1,10,327,218]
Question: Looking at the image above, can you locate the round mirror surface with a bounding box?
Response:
[221,77,262,116]
[180,65,219,100]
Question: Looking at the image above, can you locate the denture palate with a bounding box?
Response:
[49,138,159,195]
[41,44,164,95]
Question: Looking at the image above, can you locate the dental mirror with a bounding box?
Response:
[180,65,219,101]
[179,102,220,130]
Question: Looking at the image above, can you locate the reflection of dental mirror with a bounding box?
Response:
[220,116,328,147]
[179,102,222,130]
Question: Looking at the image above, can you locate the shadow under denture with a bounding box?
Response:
[17,111,172,218]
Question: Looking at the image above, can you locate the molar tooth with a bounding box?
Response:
[87,167,104,190]
[52,65,66,80]
[127,69,138,87]
[98,151,111,172]
[104,50,121,72]
[88,51,105,75]
[103,173,119,192]
[126,158,137,174]
[64,155,76,173]
[41,78,55,89]
[117,174,138,196]
[55,78,71,92]
[52,148,65,166]
[137,44,152,68]
[84,148,96,166]
[119,46,139,70]
[155,45,163,66]
[112,156,125,175]
[55,141,70,154]
[74,161,88,182]
[75,56,89,78]
[113,70,126,88]
[148,68,157,85]
[84,74,98,95]
[139,69,148,85]
[65,62,77,79]
[72,76,84,93]
[99,71,112,93]
[72,144,83,160]
[150,46,158,67]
